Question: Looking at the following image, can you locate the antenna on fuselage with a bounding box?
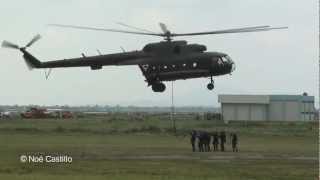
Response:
[44,68,52,80]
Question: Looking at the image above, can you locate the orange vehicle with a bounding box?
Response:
[21,108,51,119]
[61,111,73,119]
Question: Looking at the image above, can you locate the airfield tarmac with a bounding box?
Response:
[0,117,318,180]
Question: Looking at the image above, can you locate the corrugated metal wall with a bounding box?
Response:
[220,95,315,122]
[222,103,267,121]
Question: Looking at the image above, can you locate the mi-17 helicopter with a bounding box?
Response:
[2,23,286,92]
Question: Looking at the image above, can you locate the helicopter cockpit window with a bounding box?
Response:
[216,57,223,65]
[225,55,234,64]
[221,57,228,62]
[221,56,233,64]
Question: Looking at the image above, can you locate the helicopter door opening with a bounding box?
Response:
[173,46,181,54]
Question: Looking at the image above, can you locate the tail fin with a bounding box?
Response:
[21,49,42,69]
[2,34,42,70]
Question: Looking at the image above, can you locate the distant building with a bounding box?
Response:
[218,94,315,122]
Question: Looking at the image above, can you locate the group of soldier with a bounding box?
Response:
[190,130,239,152]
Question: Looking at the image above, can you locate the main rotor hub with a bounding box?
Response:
[164,31,172,41]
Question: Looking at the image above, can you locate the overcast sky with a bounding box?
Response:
[0,0,318,107]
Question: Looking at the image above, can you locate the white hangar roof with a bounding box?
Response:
[218,94,315,104]
[218,95,270,104]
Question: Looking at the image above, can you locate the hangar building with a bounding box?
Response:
[218,94,315,122]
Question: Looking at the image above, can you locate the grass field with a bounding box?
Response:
[0,117,318,180]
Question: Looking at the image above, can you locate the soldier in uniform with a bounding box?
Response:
[220,131,226,152]
[203,132,211,152]
[231,133,239,152]
[197,132,204,152]
[190,130,197,152]
[212,132,219,151]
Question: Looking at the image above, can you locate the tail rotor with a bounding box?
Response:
[1,34,41,50]
[25,34,41,48]
[2,34,42,70]
[1,41,20,50]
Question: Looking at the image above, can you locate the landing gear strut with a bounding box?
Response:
[207,76,214,90]
[152,82,166,92]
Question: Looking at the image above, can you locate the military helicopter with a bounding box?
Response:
[2,23,286,92]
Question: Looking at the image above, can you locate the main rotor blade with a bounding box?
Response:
[49,24,163,37]
[171,26,288,37]
[25,34,41,48]
[1,40,20,49]
[115,22,158,34]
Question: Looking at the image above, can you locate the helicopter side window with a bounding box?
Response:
[193,62,197,68]
[141,64,149,71]
[173,46,181,54]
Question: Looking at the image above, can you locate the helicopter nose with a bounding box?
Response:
[224,55,235,73]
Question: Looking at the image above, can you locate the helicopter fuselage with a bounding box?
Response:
[15,40,235,93]
[136,40,235,86]
[4,22,285,92]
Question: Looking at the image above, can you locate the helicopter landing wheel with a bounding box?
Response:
[152,82,166,92]
[207,76,214,90]
[207,83,214,90]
